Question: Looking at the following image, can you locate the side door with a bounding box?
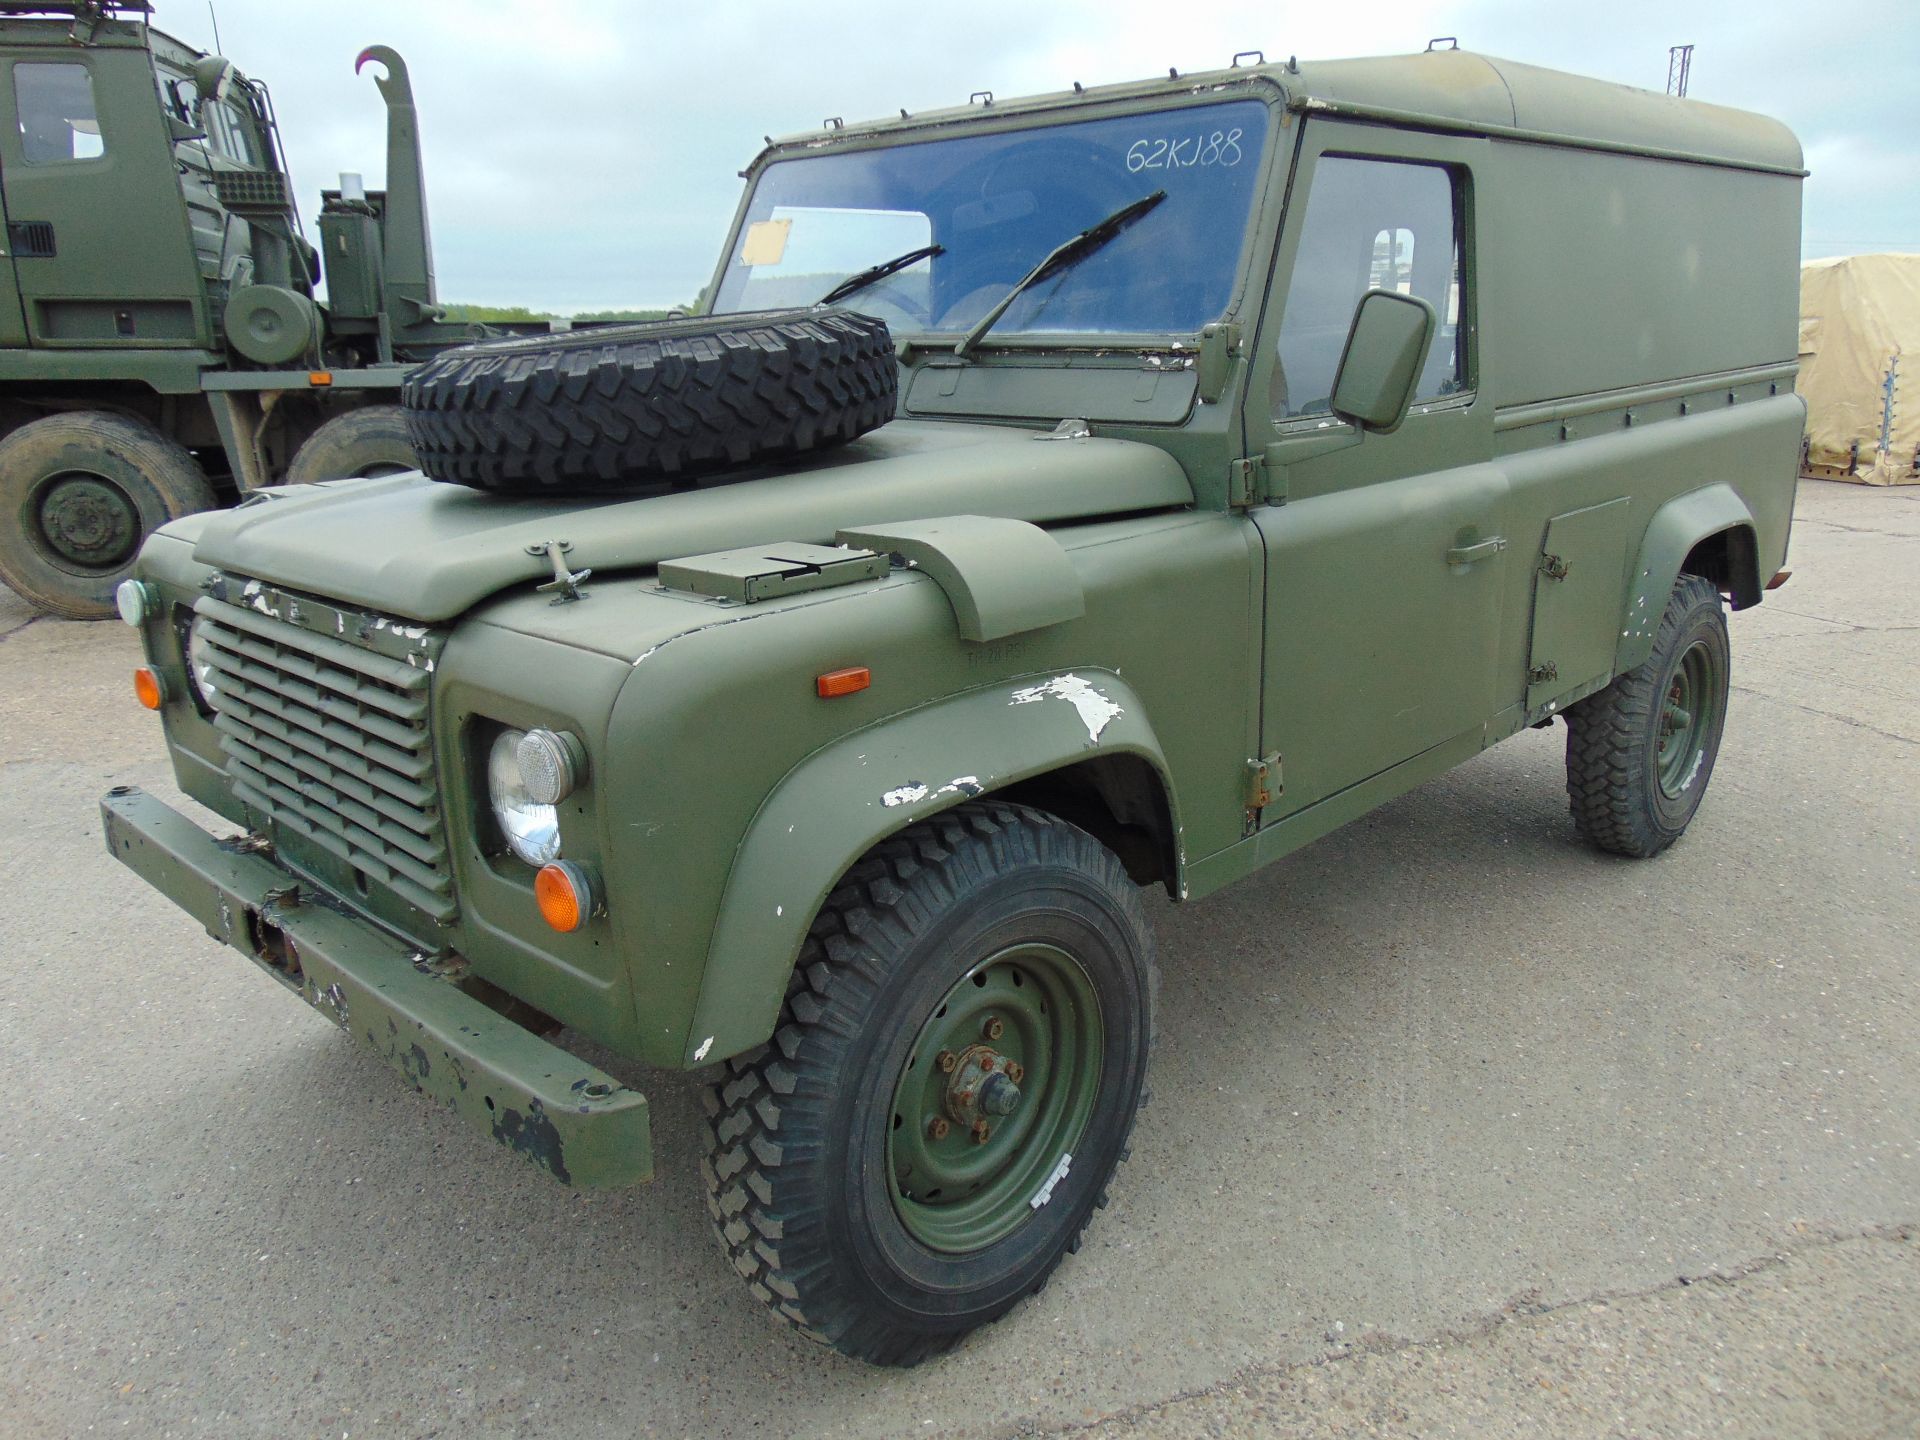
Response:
[0,50,207,347]
[1243,123,1505,820]
[0,147,27,347]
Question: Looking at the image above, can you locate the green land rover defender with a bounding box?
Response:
[103,47,1804,1364]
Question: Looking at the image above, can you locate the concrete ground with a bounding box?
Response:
[1,479,1914,1440]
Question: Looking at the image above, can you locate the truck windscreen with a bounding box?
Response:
[713,98,1270,338]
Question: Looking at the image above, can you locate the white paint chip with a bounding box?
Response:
[882,782,930,808]
[1009,673,1123,744]
[692,1035,714,1062]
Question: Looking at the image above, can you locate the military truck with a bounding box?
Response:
[0,1,481,618]
[101,46,1805,1364]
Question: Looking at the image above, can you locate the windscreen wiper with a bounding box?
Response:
[817,244,945,307]
[954,189,1167,358]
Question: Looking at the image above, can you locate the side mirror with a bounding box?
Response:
[1329,290,1436,434]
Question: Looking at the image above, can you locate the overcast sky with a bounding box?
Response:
[163,0,1918,314]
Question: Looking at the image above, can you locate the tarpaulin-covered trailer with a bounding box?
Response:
[1799,253,1920,485]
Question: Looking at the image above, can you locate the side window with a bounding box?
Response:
[15,62,105,165]
[1273,157,1467,420]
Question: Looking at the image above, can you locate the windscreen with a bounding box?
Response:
[712,99,1271,338]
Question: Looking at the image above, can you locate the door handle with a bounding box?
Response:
[1445,536,1506,567]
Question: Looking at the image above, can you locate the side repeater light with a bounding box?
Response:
[816,666,871,699]
[535,861,595,932]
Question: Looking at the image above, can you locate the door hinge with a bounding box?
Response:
[1228,455,1266,507]
[1529,662,1559,685]
[1246,751,1283,811]
[1538,553,1571,581]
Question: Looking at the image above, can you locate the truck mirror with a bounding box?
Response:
[1329,290,1436,434]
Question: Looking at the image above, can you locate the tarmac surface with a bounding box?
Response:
[2,478,1915,1439]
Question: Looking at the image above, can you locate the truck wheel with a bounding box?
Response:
[0,411,215,620]
[1565,573,1730,857]
[284,405,419,483]
[702,802,1156,1366]
[399,309,896,492]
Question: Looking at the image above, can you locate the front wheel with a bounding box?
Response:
[702,802,1156,1366]
[1565,573,1730,857]
[0,410,215,619]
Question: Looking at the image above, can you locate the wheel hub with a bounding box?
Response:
[942,1042,1024,1136]
[885,943,1104,1253]
[1656,640,1718,798]
[37,474,139,566]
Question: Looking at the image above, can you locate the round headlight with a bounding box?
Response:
[186,619,222,711]
[516,728,585,806]
[115,579,155,627]
[488,728,561,866]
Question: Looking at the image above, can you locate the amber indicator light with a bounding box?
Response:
[133,666,164,710]
[816,666,871,699]
[1766,569,1792,590]
[308,371,333,387]
[535,862,589,932]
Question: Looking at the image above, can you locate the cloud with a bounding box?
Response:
[171,0,1918,310]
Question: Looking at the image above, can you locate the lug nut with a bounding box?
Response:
[937,1050,957,1073]
[972,1120,991,1144]
[1006,1061,1024,1084]
[983,1016,1005,1040]
[928,1117,951,1140]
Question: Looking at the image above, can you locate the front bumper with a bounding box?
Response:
[101,787,652,1188]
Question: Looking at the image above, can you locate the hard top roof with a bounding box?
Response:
[763,47,1802,177]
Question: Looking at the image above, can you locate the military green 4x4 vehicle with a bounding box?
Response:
[103,46,1804,1364]
[0,2,484,618]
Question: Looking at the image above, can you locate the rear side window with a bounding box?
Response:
[15,62,105,164]
[1273,157,1467,420]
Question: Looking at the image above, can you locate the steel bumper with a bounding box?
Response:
[100,786,651,1188]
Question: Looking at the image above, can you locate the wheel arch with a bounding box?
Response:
[1616,482,1760,674]
[682,670,1182,1068]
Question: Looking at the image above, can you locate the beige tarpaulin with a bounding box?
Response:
[1798,253,1920,485]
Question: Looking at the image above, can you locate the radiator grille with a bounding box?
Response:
[194,597,454,921]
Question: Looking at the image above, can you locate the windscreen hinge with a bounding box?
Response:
[1228,454,1267,508]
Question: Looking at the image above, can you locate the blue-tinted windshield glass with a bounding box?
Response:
[713,100,1270,337]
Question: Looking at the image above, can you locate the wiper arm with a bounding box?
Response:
[954,189,1167,359]
[817,243,945,307]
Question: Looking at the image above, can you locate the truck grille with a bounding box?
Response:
[193,597,455,922]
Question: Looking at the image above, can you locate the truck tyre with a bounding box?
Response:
[399,309,896,492]
[702,802,1156,1366]
[284,405,419,483]
[0,411,216,620]
[1565,573,1730,857]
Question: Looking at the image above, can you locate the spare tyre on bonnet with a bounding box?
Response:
[400,308,898,490]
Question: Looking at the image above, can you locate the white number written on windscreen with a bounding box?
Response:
[1125,128,1246,172]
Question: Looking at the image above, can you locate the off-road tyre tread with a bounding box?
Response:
[283,404,419,484]
[0,409,214,619]
[400,309,896,491]
[700,801,1156,1367]
[1565,573,1727,858]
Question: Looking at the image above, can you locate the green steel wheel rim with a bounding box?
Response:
[1656,638,1720,799]
[885,941,1104,1254]
[34,471,142,570]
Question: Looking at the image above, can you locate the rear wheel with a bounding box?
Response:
[283,404,418,484]
[701,802,1156,1366]
[0,411,215,619]
[1565,573,1730,857]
